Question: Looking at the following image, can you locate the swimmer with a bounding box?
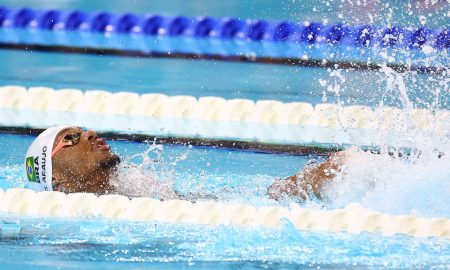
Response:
[24,126,351,200]
[25,126,120,194]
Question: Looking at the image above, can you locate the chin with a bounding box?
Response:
[99,153,121,169]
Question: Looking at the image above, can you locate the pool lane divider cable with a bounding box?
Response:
[0,188,449,239]
[0,7,448,73]
[0,85,449,153]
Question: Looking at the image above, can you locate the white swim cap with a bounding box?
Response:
[25,126,69,191]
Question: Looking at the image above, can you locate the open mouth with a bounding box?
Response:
[95,138,110,151]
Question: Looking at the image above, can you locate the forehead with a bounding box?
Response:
[57,126,84,137]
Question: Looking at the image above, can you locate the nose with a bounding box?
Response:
[83,130,98,142]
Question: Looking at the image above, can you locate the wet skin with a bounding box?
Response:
[51,127,120,194]
[267,151,349,201]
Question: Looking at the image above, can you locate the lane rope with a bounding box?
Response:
[0,7,448,71]
[0,85,448,132]
[0,188,449,239]
[0,6,447,51]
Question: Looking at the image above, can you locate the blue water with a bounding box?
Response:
[0,217,449,270]
[0,0,449,269]
[0,49,448,109]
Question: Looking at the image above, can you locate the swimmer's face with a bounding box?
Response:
[51,127,120,194]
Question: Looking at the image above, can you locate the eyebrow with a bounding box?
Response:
[58,127,73,135]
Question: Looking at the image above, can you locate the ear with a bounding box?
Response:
[51,176,58,191]
[51,174,63,189]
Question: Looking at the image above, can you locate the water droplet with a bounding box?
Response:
[421,45,435,55]
[419,15,427,25]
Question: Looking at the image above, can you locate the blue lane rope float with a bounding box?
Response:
[0,6,447,48]
[0,7,448,72]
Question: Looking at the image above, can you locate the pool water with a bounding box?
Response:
[0,0,449,269]
[1,217,449,270]
[0,49,448,109]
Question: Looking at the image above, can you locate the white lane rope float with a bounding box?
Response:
[0,85,448,147]
[0,85,448,130]
[0,188,449,239]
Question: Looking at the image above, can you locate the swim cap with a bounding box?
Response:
[24,126,69,191]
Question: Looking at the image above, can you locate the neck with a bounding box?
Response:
[53,168,116,194]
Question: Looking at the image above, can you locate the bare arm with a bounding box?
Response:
[267,150,350,201]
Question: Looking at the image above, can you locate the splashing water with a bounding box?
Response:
[316,27,450,216]
[109,142,181,200]
[320,147,450,217]
[108,141,281,205]
[378,64,414,110]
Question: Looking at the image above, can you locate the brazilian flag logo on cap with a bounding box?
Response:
[26,156,36,182]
